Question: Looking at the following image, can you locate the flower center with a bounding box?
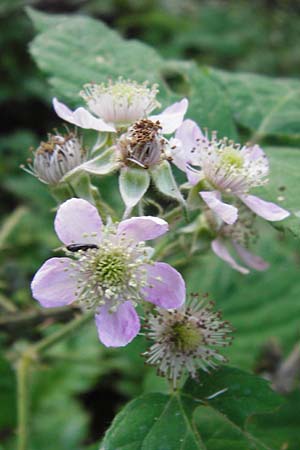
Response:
[80,79,160,126]
[220,147,244,169]
[118,119,167,169]
[94,251,127,286]
[170,321,203,352]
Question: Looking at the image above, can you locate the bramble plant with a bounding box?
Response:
[2,5,300,450]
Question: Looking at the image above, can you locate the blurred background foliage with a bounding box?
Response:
[1,0,300,449]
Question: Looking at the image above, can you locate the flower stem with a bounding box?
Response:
[16,311,94,450]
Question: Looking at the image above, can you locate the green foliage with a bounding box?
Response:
[102,366,282,450]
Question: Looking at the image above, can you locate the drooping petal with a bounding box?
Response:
[239,194,290,221]
[142,262,185,309]
[211,238,249,274]
[82,147,120,175]
[53,98,116,132]
[173,119,204,170]
[200,191,238,225]
[95,301,140,347]
[149,98,188,134]
[119,167,150,211]
[117,216,168,242]
[151,160,185,204]
[232,241,269,271]
[54,198,102,245]
[31,257,79,307]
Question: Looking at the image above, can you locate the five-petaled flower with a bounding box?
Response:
[172,119,290,225]
[31,198,185,347]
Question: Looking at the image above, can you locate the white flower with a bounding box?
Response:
[53,78,188,133]
[173,119,290,224]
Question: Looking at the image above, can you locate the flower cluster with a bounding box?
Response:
[27,77,291,384]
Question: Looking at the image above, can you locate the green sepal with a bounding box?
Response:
[82,146,119,175]
[151,160,185,204]
[119,167,150,211]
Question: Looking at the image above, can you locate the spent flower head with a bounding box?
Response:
[23,130,85,185]
[173,119,289,225]
[31,198,185,347]
[143,293,233,387]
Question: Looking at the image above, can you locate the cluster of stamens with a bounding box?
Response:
[23,131,85,185]
[189,133,269,194]
[65,226,151,313]
[143,293,233,387]
[118,119,170,169]
[80,78,160,126]
[221,202,258,247]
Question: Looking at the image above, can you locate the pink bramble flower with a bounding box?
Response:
[31,198,185,347]
[53,78,188,133]
[143,293,233,387]
[172,119,290,225]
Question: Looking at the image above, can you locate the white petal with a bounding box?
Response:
[53,98,116,132]
[211,238,249,274]
[117,216,168,242]
[200,191,238,224]
[149,98,188,134]
[239,194,290,221]
[232,241,269,271]
[54,198,102,245]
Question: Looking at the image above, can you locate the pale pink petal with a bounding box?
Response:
[211,239,249,274]
[173,119,204,171]
[117,216,168,242]
[241,144,269,175]
[31,257,79,307]
[200,191,238,224]
[95,301,140,347]
[149,98,188,134]
[54,198,102,245]
[142,262,185,309]
[239,194,290,221]
[186,165,204,185]
[232,241,269,271]
[53,98,116,132]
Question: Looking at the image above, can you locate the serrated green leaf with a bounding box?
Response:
[212,69,300,141]
[101,366,281,450]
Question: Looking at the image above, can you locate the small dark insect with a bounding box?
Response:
[66,243,99,252]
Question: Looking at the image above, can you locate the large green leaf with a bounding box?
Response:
[212,69,300,141]
[101,366,281,450]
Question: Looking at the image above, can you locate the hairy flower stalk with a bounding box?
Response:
[23,131,85,185]
[143,294,233,387]
[31,198,185,347]
[173,119,290,224]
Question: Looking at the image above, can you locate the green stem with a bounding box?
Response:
[16,311,93,450]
